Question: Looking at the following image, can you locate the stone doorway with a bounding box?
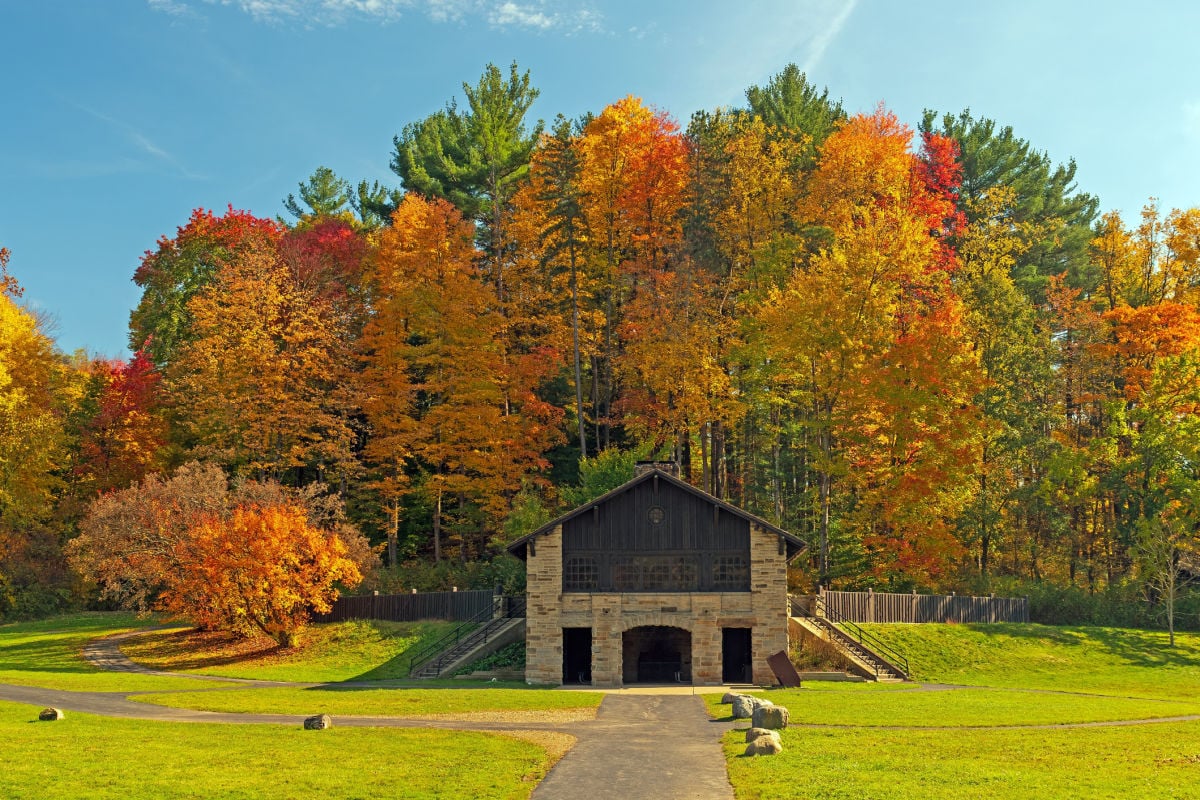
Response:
[721,627,753,683]
[622,625,692,683]
[563,627,592,684]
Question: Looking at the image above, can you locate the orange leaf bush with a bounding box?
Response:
[162,504,362,647]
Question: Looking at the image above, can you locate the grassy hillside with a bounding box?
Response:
[859,622,1200,699]
[120,619,463,683]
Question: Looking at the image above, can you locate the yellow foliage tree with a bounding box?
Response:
[167,244,355,482]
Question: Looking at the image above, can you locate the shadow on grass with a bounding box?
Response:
[127,628,288,671]
[962,623,1200,671]
[0,613,157,675]
[343,621,479,683]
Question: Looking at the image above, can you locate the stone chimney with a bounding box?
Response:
[634,460,680,478]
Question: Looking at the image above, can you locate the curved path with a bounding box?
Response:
[5,629,741,799]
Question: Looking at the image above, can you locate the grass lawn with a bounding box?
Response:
[120,619,463,683]
[0,613,239,692]
[0,699,564,800]
[132,685,604,717]
[707,685,1200,727]
[717,623,1200,799]
[722,722,1200,799]
[859,623,1200,700]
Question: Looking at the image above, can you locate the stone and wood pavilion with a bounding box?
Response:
[507,464,806,687]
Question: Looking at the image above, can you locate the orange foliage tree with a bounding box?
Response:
[167,244,356,482]
[360,194,558,562]
[760,108,979,587]
[163,504,362,647]
[69,463,369,643]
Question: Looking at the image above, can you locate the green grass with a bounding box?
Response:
[0,613,239,692]
[858,622,1200,699]
[0,699,559,800]
[707,685,1200,727]
[120,619,463,683]
[717,623,1200,799]
[722,722,1200,799]
[132,685,605,716]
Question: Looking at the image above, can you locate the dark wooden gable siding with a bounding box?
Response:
[562,477,751,592]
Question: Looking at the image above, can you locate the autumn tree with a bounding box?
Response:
[129,207,284,368]
[521,115,590,457]
[391,62,542,300]
[0,259,77,617]
[74,350,166,494]
[166,242,356,483]
[1093,203,1200,310]
[360,194,557,563]
[69,462,371,641]
[164,504,362,647]
[760,108,978,588]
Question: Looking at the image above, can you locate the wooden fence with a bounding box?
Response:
[314,589,494,623]
[803,589,1028,624]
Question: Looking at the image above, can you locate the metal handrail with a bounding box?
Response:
[816,595,910,679]
[406,597,503,677]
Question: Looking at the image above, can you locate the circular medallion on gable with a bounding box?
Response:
[648,505,666,525]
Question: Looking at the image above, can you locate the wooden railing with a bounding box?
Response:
[792,589,1028,624]
[313,589,495,623]
[814,595,910,679]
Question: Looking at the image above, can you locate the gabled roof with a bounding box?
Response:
[506,468,807,561]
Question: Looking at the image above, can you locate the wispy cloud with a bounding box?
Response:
[802,0,857,75]
[147,0,196,16]
[151,0,602,31]
[72,103,207,180]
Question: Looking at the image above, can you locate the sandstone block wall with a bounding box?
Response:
[524,523,790,687]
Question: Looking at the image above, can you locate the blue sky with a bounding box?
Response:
[2,0,1197,356]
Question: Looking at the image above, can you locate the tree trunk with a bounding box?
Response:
[569,233,587,459]
[433,489,443,563]
[387,500,399,569]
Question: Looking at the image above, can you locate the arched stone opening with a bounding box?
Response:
[622,625,692,683]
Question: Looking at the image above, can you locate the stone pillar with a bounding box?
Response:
[524,526,563,684]
[749,524,789,685]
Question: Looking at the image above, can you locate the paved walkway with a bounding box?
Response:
[532,694,735,800]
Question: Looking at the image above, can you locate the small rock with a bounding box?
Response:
[303,714,333,730]
[744,733,783,756]
[38,707,64,722]
[752,704,790,730]
[744,727,778,743]
[721,692,742,705]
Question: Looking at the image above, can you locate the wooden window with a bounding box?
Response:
[711,555,750,590]
[564,557,600,591]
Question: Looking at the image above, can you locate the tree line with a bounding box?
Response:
[3,62,1199,625]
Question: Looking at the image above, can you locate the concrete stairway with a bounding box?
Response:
[791,615,908,682]
[410,617,525,679]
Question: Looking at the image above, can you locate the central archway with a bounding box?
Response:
[622,625,691,683]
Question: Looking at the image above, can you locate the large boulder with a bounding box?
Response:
[721,692,743,705]
[38,707,64,722]
[744,732,783,756]
[731,695,770,719]
[752,704,790,730]
[303,714,333,730]
[744,727,779,743]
